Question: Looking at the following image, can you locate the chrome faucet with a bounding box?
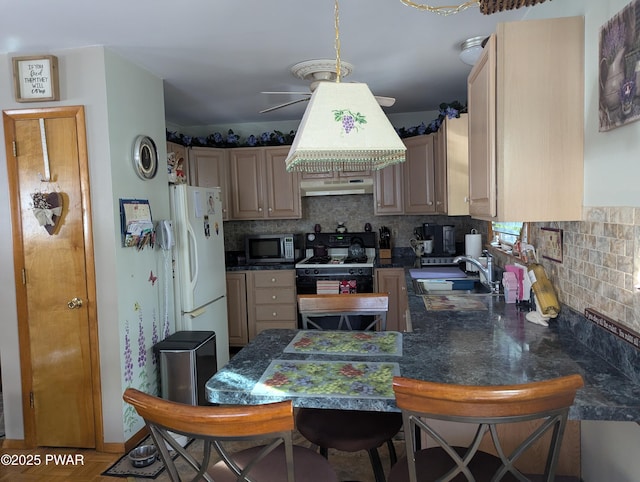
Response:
[453,250,499,293]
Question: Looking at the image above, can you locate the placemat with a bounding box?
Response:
[252,360,400,399]
[284,330,402,356]
[422,295,488,311]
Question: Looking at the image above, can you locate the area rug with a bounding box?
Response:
[422,295,488,311]
[252,359,400,399]
[284,330,403,356]
[101,436,191,479]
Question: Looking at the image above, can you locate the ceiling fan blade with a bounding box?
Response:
[375,95,396,107]
[262,91,311,95]
[259,97,310,114]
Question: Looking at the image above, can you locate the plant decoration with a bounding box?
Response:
[31,190,63,235]
[167,129,296,148]
[166,101,467,147]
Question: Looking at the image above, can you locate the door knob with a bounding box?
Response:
[67,297,83,309]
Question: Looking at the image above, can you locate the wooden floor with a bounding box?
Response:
[0,446,123,481]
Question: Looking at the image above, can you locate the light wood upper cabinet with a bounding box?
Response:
[265,147,302,219]
[229,146,301,220]
[403,135,436,214]
[188,146,230,219]
[434,114,469,216]
[374,162,403,215]
[467,16,584,222]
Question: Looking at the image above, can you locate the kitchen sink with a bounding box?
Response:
[412,278,500,296]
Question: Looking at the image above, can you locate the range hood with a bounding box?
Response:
[299,178,374,197]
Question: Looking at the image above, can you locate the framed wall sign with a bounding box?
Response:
[12,55,60,102]
[541,227,563,263]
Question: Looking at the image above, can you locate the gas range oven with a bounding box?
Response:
[295,232,376,295]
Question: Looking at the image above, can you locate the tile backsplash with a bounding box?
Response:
[223,194,487,252]
[531,206,640,335]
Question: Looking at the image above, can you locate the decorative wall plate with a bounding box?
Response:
[132,135,158,180]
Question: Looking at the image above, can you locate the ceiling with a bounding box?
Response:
[2,1,533,128]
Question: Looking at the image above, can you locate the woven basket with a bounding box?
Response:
[479,0,550,15]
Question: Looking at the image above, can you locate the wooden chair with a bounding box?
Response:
[298,293,389,331]
[388,374,585,482]
[295,293,402,482]
[123,388,338,482]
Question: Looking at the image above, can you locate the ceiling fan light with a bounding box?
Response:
[285,82,406,172]
[459,36,487,66]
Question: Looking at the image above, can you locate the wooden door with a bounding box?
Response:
[3,106,101,448]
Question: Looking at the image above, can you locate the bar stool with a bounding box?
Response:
[123,388,338,482]
[388,374,584,482]
[296,293,403,482]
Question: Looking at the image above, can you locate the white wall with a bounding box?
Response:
[102,49,170,442]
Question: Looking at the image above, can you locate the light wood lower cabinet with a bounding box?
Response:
[246,270,297,340]
[375,268,409,332]
[226,272,248,346]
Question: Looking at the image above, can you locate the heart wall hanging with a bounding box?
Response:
[31,190,64,235]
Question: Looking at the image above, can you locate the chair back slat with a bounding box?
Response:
[297,293,389,331]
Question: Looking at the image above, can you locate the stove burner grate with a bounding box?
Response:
[344,256,368,264]
[305,256,331,264]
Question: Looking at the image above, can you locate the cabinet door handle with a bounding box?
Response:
[272,312,277,317]
[271,277,277,283]
[272,295,277,300]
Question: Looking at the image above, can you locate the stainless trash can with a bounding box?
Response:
[153,331,217,406]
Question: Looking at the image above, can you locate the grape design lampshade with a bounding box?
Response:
[284,82,406,172]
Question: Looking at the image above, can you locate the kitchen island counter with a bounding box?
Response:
[207,270,640,420]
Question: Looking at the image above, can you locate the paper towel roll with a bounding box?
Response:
[465,233,482,272]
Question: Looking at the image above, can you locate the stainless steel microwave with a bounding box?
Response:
[245,234,300,264]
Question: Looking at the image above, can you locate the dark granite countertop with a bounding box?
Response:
[211,258,640,421]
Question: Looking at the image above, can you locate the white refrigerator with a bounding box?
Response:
[169,184,229,369]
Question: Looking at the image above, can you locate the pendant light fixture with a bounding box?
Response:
[284,0,406,173]
[399,0,551,16]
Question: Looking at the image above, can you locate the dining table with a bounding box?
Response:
[205,294,640,421]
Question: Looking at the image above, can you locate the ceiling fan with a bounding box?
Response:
[260,59,396,114]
